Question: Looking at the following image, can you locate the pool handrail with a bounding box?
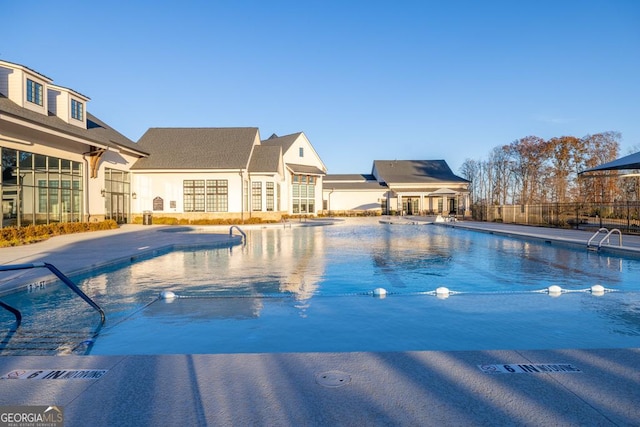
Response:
[598,228,622,249]
[0,262,105,325]
[0,300,21,326]
[229,225,247,243]
[587,228,610,250]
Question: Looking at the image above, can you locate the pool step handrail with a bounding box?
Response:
[0,262,105,324]
[586,227,623,251]
[587,228,610,250]
[229,225,247,243]
[0,300,21,326]
[598,228,622,249]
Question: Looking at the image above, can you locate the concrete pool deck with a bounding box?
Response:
[1,219,639,426]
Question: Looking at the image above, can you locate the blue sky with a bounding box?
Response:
[2,1,639,173]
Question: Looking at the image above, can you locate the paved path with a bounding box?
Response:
[437,220,640,256]
[0,221,639,426]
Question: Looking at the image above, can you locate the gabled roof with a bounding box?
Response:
[0,93,146,156]
[323,173,387,191]
[325,174,376,182]
[581,151,640,173]
[261,132,302,151]
[131,127,259,170]
[373,160,469,185]
[286,163,326,175]
[248,145,282,174]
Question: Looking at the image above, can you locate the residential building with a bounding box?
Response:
[0,60,147,227]
[130,129,326,221]
[1,59,469,226]
[323,160,470,216]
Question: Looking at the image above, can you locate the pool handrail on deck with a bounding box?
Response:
[0,262,106,325]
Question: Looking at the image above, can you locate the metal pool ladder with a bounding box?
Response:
[587,228,622,251]
[229,225,247,243]
[0,262,105,325]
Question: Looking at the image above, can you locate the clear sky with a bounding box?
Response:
[2,0,639,174]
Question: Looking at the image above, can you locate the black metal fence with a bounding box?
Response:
[471,202,640,234]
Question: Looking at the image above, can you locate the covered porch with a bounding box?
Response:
[387,188,470,217]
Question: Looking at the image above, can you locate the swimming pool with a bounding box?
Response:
[1,221,640,355]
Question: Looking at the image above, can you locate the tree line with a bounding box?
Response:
[458,131,640,206]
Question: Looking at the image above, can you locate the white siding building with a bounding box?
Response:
[0,60,148,227]
[323,160,471,217]
[130,129,327,221]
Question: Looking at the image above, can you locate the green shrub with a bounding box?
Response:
[0,220,119,247]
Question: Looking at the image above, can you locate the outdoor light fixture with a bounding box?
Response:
[101,189,106,197]
[132,192,137,199]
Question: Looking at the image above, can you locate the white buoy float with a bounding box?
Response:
[547,285,562,296]
[435,287,450,299]
[590,284,605,296]
[373,287,387,298]
[160,290,176,300]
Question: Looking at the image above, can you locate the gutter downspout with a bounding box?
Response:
[239,169,244,223]
[82,154,91,222]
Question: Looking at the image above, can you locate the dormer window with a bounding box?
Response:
[299,147,304,157]
[71,99,84,121]
[26,79,43,106]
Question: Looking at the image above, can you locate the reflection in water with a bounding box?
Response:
[3,222,640,355]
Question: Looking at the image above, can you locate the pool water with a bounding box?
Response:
[1,222,640,355]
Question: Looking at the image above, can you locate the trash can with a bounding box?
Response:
[143,210,152,225]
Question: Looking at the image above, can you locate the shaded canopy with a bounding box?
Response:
[581,151,640,173]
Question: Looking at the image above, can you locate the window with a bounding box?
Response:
[71,99,84,121]
[266,182,274,211]
[252,182,262,211]
[26,79,43,106]
[206,179,228,212]
[299,147,304,157]
[2,147,83,226]
[184,180,205,212]
[291,174,316,214]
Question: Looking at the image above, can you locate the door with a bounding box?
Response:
[107,193,128,224]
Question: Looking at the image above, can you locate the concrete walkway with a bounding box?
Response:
[0,221,639,426]
[436,220,640,257]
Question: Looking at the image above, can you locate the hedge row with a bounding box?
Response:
[0,220,119,247]
[132,216,277,225]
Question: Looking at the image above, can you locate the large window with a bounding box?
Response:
[183,180,205,212]
[292,174,316,214]
[252,182,262,211]
[206,179,228,212]
[184,180,229,212]
[26,79,43,106]
[2,147,83,227]
[266,182,274,211]
[71,99,84,121]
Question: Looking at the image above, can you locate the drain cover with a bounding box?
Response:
[315,370,351,388]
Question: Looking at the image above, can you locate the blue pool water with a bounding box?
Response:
[1,222,640,355]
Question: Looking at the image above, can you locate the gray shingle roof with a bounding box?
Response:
[373,160,469,184]
[325,174,376,182]
[261,132,302,151]
[248,145,282,173]
[324,181,387,191]
[287,163,326,175]
[0,94,146,156]
[131,127,259,170]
